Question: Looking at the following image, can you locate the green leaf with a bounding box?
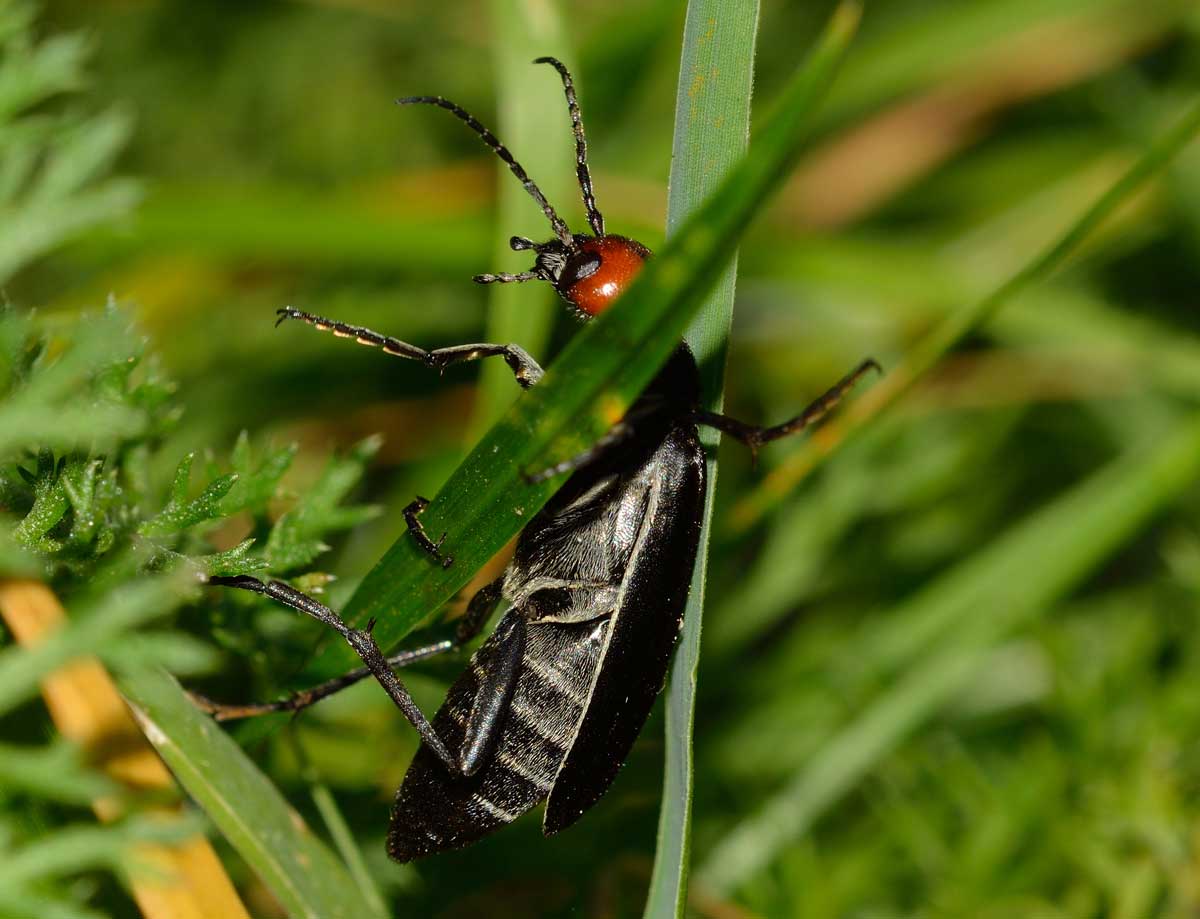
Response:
[121,667,388,919]
[473,0,573,433]
[28,107,132,204]
[305,772,389,919]
[696,410,1200,894]
[312,0,866,677]
[0,13,138,285]
[58,457,105,547]
[136,455,239,537]
[190,538,269,578]
[0,311,147,456]
[0,31,88,122]
[216,433,297,517]
[264,436,381,572]
[13,449,68,549]
[644,0,764,915]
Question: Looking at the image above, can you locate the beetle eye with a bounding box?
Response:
[562,254,601,288]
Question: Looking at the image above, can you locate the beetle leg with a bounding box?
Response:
[275,307,429,361]
[189,639,453,721]
[459,615,525,775]
[693,358,881,465]
[425,342,544,389]
[456,577,505,643]
[522,421,633,484]
[202,575,460,772]
[274,307,545,389]
[403,495,453,568]
[193,577,508,724]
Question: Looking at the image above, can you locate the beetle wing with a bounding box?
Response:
[388,610,607,861]
[544,423,706,834]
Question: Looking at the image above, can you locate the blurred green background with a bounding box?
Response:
[9,0,1200,915]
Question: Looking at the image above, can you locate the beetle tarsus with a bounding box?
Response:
[190,617,470,722]
[272,307,428,361]
[404,495,454,567]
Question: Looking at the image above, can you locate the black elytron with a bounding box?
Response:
[197,58,876,860]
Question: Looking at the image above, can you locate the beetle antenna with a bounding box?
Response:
[397,95,575,249]
[534,57,605,238]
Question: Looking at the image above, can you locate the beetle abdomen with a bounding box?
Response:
[388,612,606,861]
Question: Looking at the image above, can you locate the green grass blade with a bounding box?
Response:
[643,0,762,915]
[735,95,1200,529]
[473,0,571,432]
[698,409,1200,894]
[308,781,389,918]
[314,0,864,678]
[73,184,491,272]
[121,667,388,919]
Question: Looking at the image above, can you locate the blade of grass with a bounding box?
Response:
[0,889,108,919]
[643,0,763,915]
[271,711,387,915]
[698,409,1200,893]
[473,0,572,432]
[74,184,491,273]
[731,95,1200,531]
[121,667,388,919]
[314,0,865,677]
[281,704,389,919]
[0,821,196,888]
[308,782,388,918]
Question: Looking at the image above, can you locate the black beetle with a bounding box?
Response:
[196,58,877,860]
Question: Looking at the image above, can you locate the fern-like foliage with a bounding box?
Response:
[0,6,382,915]
[2,307,381,584]
[0,1,139,287]
[0,309,384,917]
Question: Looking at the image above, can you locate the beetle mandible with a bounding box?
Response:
[195,57,878,860]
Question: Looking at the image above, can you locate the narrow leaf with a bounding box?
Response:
[644,0,764,914]
[473,0,572,433]
[121,667,388,919]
